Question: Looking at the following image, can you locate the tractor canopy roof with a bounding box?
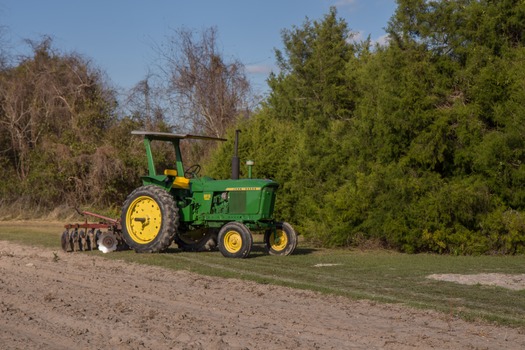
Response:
[131,130,227,142]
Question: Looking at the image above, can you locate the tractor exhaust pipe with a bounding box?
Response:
[231,129,240,179]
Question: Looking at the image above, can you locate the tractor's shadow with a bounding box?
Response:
[249,242,316,257]
[164,241,316,257]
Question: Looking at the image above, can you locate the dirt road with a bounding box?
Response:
[1,240,523,349]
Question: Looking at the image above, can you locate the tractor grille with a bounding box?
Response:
[229,191,247,214]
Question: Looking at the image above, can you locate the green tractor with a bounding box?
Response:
[120,130,297,258]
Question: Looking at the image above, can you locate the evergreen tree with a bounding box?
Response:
[206,2,525,253]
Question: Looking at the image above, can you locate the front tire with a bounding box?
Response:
[218,222,252,258]
[121,185,178,253]
[264,222,297,256]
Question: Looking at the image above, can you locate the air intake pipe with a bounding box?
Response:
[231,129,240,179]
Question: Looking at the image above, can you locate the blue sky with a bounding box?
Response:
[0,0,397,94]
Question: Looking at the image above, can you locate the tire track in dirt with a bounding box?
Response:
[1,240,524,349]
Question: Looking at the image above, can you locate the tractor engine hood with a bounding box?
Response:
[189,177,279,221]
[191,177,279,193]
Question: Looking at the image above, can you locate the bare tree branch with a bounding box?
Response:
[157,27,253,137]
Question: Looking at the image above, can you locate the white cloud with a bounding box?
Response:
[246,64,274,75]
[333,0,358,7]
[373,33,390,47]
[347,30,390,48]
[348,30,365,43]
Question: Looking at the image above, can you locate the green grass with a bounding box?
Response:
[1,221,524,328]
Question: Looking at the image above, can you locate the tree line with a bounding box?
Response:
[0,29,252,212]
[206,1,525,254]
[2,1,525,254]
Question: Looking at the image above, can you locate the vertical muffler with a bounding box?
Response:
[231,129,240,179]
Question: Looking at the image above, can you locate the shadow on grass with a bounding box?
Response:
[289,247,317,255]
[248,242,317,257]
[161,242,317,257]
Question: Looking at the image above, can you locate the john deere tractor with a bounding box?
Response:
[120,130,297,258]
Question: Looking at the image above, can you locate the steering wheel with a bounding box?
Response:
[184,164,201,179]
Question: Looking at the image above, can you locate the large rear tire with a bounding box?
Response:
[218,222,252,259]
[121,185,178,253]
[264,222,297,256]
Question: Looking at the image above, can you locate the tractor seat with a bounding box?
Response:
[164,169,190,189]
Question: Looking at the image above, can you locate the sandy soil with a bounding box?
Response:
[1,240,524,350]
[427,273,525,291]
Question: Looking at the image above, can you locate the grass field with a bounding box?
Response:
[1,220,524,328]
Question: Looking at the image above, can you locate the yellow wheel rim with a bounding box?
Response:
[223,230,242,253]
[125,195,162,244]
[269,229,288,251]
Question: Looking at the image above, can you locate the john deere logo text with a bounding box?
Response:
[225,187,261,191]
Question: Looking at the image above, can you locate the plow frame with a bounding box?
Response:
[61,209,126,252]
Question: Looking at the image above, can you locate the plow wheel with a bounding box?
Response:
[87,228,96,250]
[264,222,297,256]
[79,230,87,251]
[97,232,117,253]
[61,230,70,252]
[218,222,252,259]
[71,228,79,252]
[121,185,178,253]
